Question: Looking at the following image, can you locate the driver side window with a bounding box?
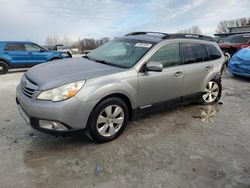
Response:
[148,43,180,68]
[24,43,41,52]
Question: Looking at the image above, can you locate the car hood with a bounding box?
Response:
[25,57,125,90]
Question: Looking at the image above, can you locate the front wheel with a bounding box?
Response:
[200,79,222,105]
[0,61,9,75]
[87,97,129,143]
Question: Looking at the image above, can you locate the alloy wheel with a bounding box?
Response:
[202,81,219,103]
[96,105,124,137]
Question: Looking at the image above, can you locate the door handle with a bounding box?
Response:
[174,71,183,78]
[28,52,33,55]
[3,52,8,54]
[205,66,213,71]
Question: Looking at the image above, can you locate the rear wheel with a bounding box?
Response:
[87,97,129,143]
[0,61,9,75]
[200,79,222,105]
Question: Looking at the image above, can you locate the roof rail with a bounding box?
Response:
[125,31,169,37]
[163,33,215,42]
[125,32,215,42]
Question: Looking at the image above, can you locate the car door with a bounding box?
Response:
[24,43,48,64]
[180,42,214,96]
[3,43,29,66]
[137,42,183,108]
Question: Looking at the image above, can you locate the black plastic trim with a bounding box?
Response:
[30,117,85,136]
[132,92,204,120]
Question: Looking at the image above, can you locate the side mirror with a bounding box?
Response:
[146,61,163,72]
[40,49,46,53]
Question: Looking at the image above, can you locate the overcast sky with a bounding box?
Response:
[0,0,249,44]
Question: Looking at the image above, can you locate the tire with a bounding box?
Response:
[87,97,129,143]
[67,51,72,58]
[0,61,9,75]
[200,79,222,105]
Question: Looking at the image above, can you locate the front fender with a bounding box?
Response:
[76,71,138,109]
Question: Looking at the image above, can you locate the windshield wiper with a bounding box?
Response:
[95,60,128,68]
[84,56,127,68]
[83,55,91,60]
[94,59,110,65]
[83,56,106,64]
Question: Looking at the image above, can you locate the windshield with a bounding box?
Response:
[86,39,155,68]
[222,35,250,44]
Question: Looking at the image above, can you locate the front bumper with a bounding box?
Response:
[16,84,97,135]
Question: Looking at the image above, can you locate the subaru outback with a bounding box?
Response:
[0,41,71,74]
[16,32,225,143]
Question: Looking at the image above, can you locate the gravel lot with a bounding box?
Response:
[0,69,249,188]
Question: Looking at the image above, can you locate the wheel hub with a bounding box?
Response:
[96,105,124,137]
[202,81,219,103]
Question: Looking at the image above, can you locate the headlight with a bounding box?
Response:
[60,53,67,57]
[37,80,86,102]
[60,52,70,57]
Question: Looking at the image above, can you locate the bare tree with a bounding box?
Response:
[178,26,202,34]
[61,36,73,47]
[45,33,60,46]
[73,37,110,54]
[216,17,250,33]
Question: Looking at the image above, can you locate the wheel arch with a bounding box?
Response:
[202,72,222,91]
[92,93,133,120]
[0,58,10,65]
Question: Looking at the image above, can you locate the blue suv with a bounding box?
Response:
[0,41,71,74]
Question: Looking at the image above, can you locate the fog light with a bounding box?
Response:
[39,120,68,131]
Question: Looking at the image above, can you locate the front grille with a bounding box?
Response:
[21,76,38,98]
[21,85,35,98]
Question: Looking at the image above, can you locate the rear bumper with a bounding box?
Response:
[16,84,98,135]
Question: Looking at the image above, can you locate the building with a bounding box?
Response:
[214,25,250,38]
[229,25,250,33]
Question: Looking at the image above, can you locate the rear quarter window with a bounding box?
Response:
[205,44,221,60]
[4,43,25,51]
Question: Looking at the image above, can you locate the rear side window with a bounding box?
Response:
[4,43,25,51]
[148,43,180,68]
[182,43,209,64]
[205,44,221,60]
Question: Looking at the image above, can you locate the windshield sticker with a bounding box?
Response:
[135,43,152,48]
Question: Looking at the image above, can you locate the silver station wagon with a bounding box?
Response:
[16,32,225,143]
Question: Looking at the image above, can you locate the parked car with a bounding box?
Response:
[219,33,250,57]
[228,48,250,77]
[16,32,225,143]
[46,44,72,58]
[0,41,72,74]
